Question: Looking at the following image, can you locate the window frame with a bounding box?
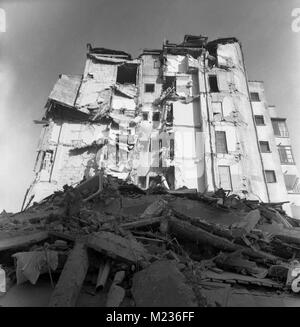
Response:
[169,138,174,160]
[254,115,265,126]
[265,170,277,183]
[152,111,160,122]
[271,118,289,137]
[208,74,220,93]
[153,60,160,69]
[142,112,149,121]
[212,101,224,119]
[250,92,260,102]
[145,83,155,93]
[215,131,228,154]
[218,165,232,191]
[278,145,295,165]
[259,141,271,153]
[284,174,300,193]
[163,76,176,91]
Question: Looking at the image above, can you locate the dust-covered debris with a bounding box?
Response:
[2,171,300,306]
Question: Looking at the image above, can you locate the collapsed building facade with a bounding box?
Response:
[23,35,300,217]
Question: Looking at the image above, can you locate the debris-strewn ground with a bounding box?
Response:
[1,171,300,307]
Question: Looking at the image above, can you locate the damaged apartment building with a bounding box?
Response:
[22,35,300,218]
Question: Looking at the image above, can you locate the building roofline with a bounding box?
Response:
[86,44,132,59]
[248,80,264,84]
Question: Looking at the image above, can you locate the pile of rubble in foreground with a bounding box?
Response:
[2,172,300,307]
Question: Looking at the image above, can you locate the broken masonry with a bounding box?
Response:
[1,35,300,307]
[1,172,300,306]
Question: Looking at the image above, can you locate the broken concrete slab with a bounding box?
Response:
[231,209,261,238]
[169,197,243,226]
[214,251,268,279]
[48,242,89,307]
[87,231,151,265]
[202,270,283,289]
[259,224,300,246]
[7,207,65,225]
[120,216,162,230]
[140,199,168,219]
[169,217,280,263]
[131,260,197,307]
[121,195,161,216]
[0,231,49,252]
[105,284,125,307]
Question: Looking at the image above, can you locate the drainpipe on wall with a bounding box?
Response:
[21,186,30,211]
[202,51,217,191]
[239,42,270,202]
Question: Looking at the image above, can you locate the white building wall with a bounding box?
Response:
[267,103,300,217]
[249,81,300,218]
[199,42,268,201]
[249,81,289,204]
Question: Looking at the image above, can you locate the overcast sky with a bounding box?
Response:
[0,0,300,212]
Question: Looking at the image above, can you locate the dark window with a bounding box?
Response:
[116,134,120,165]
[272,119,289,137]
[145,83,155,93]
[154,60,160,69]
[166,104,173,123]
[208,75,219,92]
[265,170,277,183]
[116,63,137,84]
[259,141,271,153]
[152,112,160,122]
[255,115,265,125]
[170,138,174,160]
[142,112,149,120]
[138,176,146,189]
[149,176,161,187]
[215,131,228,154]
[278,146,295,164]
[218,166,232,190]
[159,139,162,167]
[163,76,176,91]
[111,120,119,130]
[250,92,260,102]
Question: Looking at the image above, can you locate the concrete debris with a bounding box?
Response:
[131,260,198,307]
[231,209,261,238]
[87,231,151,265]
[0,232,49,252]
[48,242,89,307]
[2,175,300,306]
[105,270,126,307]
[105,284,125,307]
[48,74,82,107]
[140,199,168,219]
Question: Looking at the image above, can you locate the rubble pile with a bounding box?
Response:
[2,172,300,307]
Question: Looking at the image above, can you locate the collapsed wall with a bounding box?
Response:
[23,36,269,209]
